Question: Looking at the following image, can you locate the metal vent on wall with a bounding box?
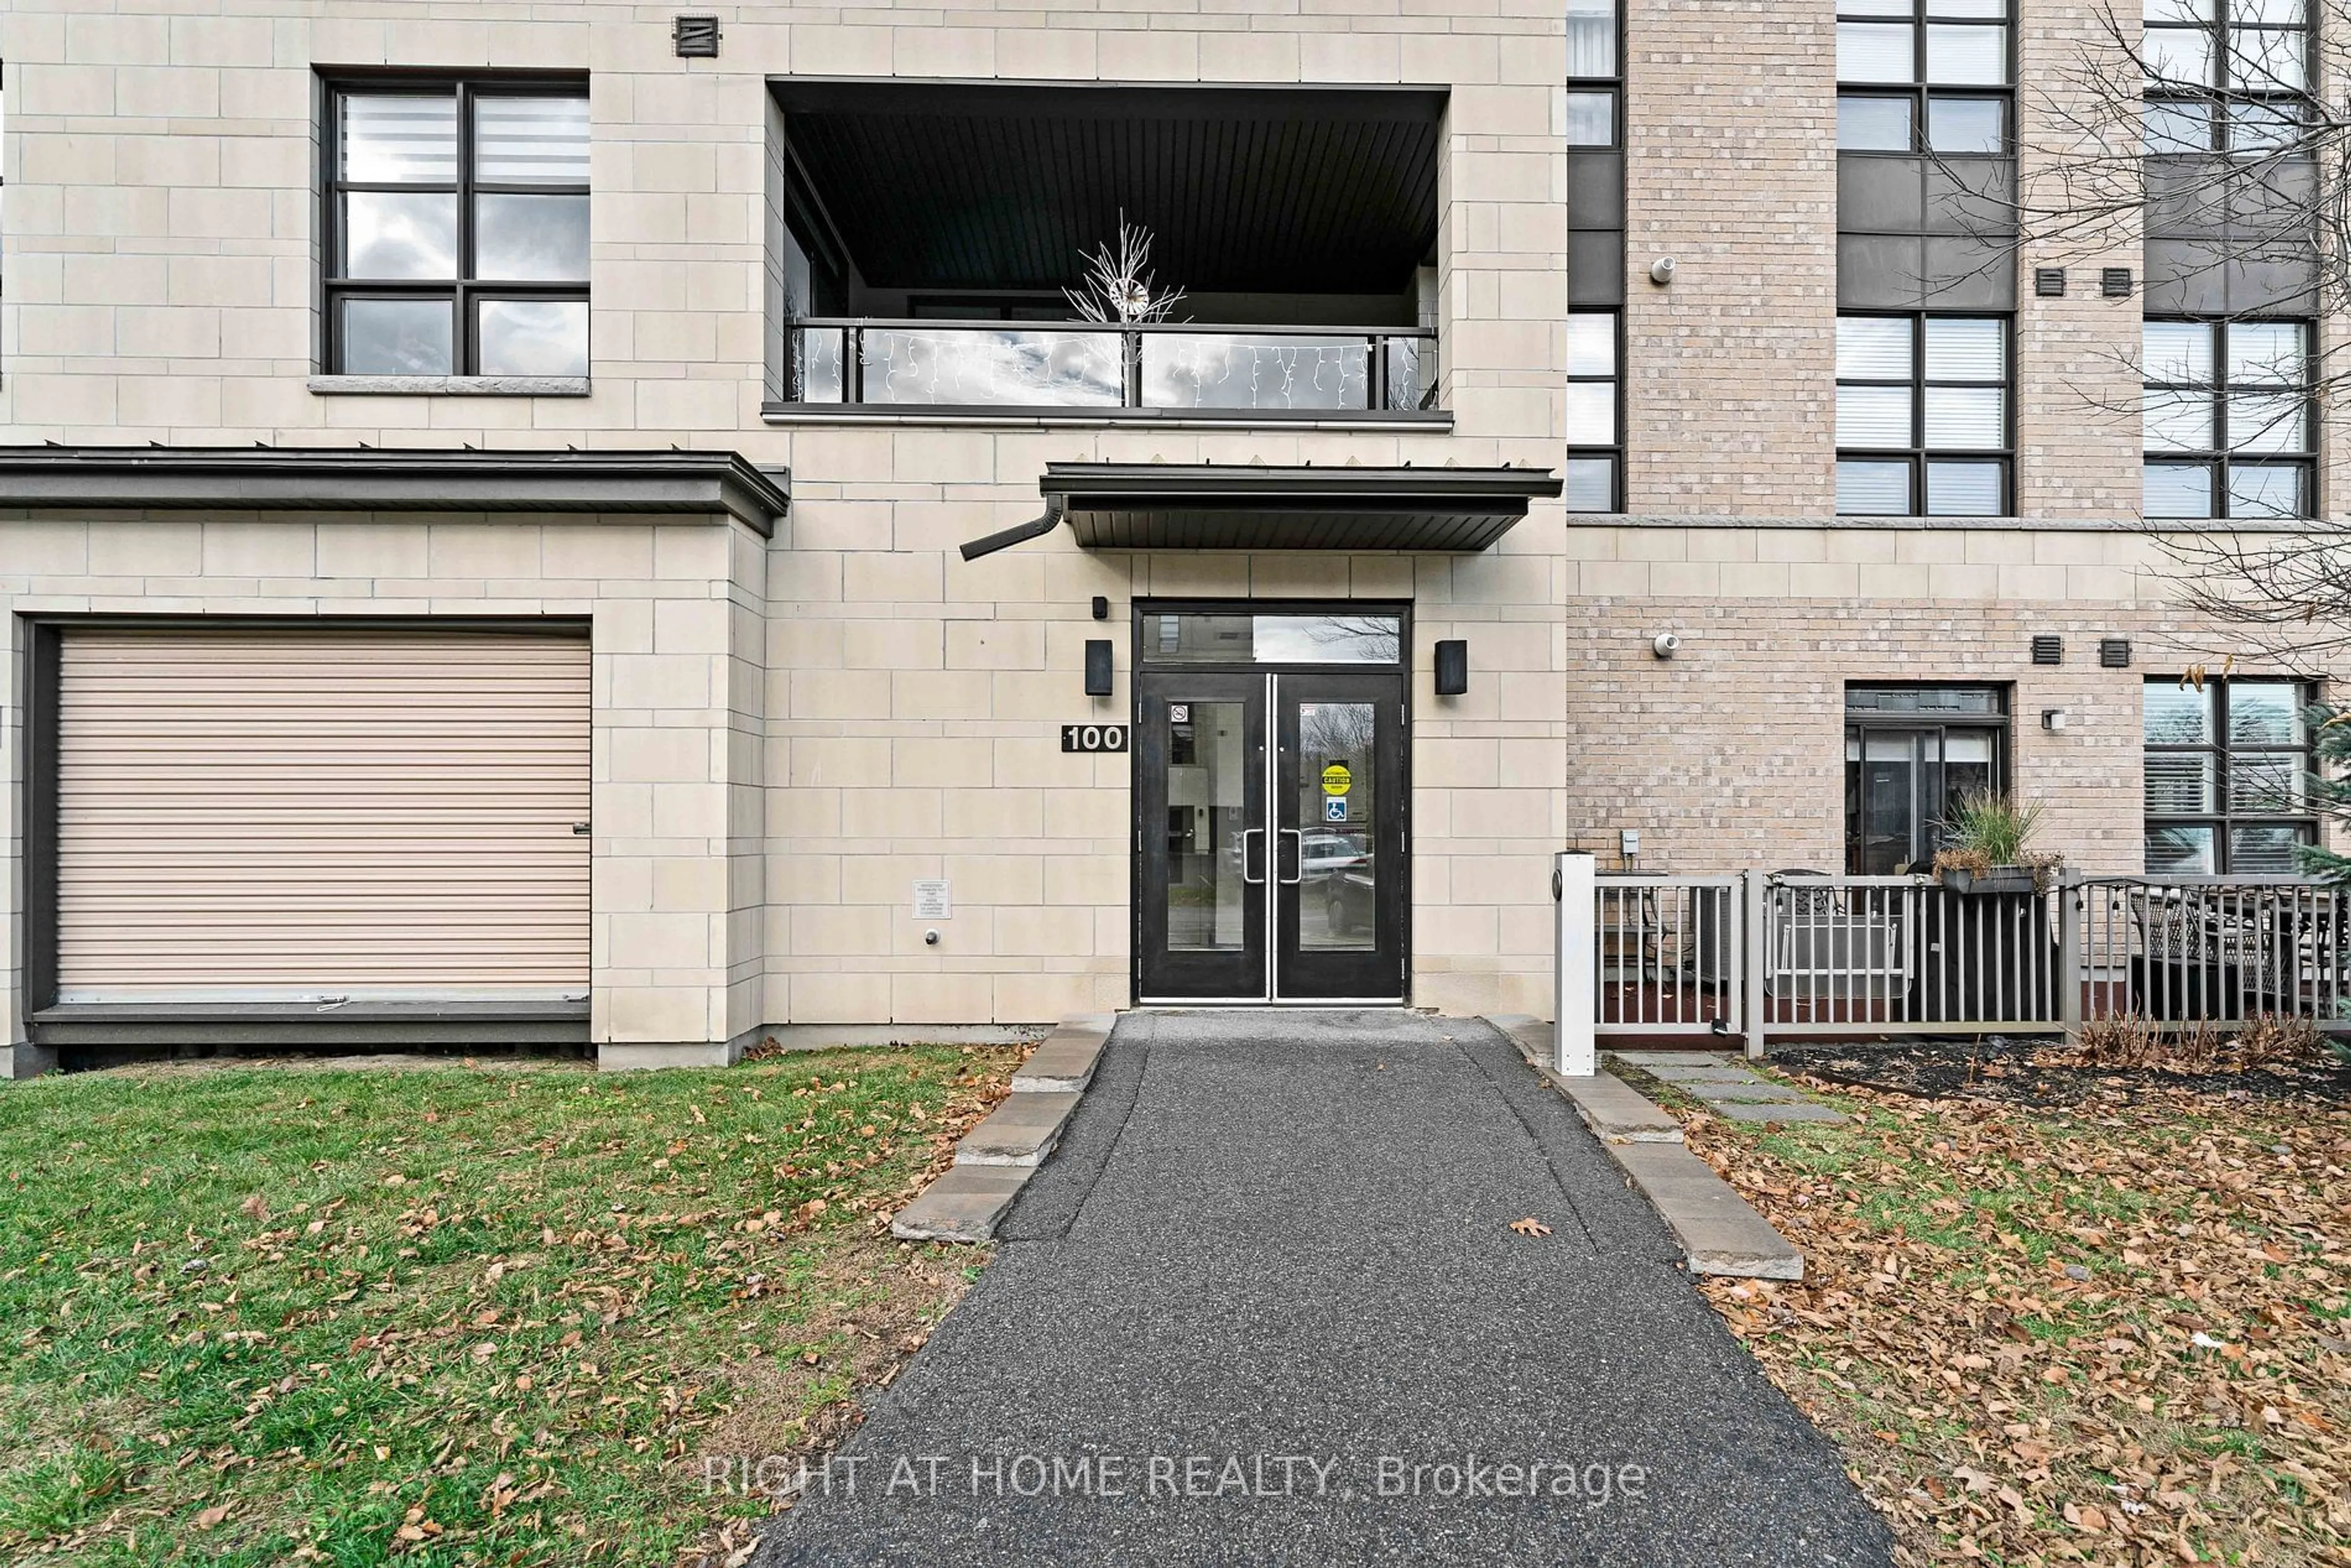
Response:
[2100,637,2132,668]
[673,15,721,56]
[2031,634,2064,666]
[2034,267,2066,298]
[2101,267,2134,298]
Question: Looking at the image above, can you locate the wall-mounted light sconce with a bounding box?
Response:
[2041,708,2068,733]
[1091,596,1110,621]
[1083,639,1113,697]
[1651,632,1681,659]
[1434,639,1469,696]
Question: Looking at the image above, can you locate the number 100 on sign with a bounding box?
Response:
[1061,723,1128,753]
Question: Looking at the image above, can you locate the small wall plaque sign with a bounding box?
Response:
[912,879,951,919]
[1060,723,1128,753]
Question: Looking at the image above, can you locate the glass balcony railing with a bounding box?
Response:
[788,320,1439,414]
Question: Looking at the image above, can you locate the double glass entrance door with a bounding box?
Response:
[1136,668,1406,1002]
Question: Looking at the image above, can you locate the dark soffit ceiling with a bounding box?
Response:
[774,80,1447,294]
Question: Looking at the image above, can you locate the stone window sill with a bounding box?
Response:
[309,375,592,397]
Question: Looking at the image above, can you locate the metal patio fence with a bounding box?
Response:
[1553,856,2351,1073]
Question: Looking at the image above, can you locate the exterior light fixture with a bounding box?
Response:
[1648,257,1676,286]
[1434,639,1469,696]
[2041,708,2068,732]
[1650,632,1681,659]
[1083,639,1113,697]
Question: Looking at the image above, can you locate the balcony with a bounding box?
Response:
[789,320,1436,416]
[762,80,1447,426]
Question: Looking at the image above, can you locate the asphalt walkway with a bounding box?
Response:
[751,1010,1891,1566]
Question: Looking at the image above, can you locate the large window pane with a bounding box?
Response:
[2216,817,2298,872]
[2227,752,2304,812]
[2145,0,2213,18]
[2227,462,2307,517]
[478,298,588,376]
[1925,24,2008,83]
[2144,319,2214,382]
[2143,389,2213,451]
[1565,381,1617,444]
[2143,683,2213,745]
[2225,321,2303,384]
[1924,317,2004,378]
[2145,751,2217,812]
[2143,101,2213,153]
[1565,0,1618,75]
[2143,462,2214,517]
[1838,22,1917,81]
[2226,101,2304,152]
[474,193,590,281]
[337,298,452,375]
[2142,27,2216,86]
[2145,825,2216,874]
[1840,0,1915,14]
[2227,27,2306,89]
[2224,391,2305,452]
[1567,313,1616,377]
[2228,825,2308,872]
[1934,0,2010,15]
[1565,456,1616,512]
[1925,459,2003,514]
[2227,681,2306,746]
[474,96,590,183]
[1839,96,1914,150]
[340,93,457,182]
[1837,384,1914,445]
[1838,459,1913,514]
[1565,91,1615,146]
[1837,315,1914,377]
[342,190,457,279]
[1927,96,2004,152]
[1922,384,2003,446]
[2230,0,2304,20]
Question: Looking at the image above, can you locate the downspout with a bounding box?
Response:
[958,495,1065,561]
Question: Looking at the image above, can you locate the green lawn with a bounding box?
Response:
[0,1048,1019,1566]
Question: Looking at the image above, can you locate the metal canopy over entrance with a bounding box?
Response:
[959,463,1563,558]
[1133,605,1410,1005]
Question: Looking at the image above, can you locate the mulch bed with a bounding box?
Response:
[1771,1035,2351,1108]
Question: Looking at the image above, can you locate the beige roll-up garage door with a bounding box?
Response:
[54,627,590,1003]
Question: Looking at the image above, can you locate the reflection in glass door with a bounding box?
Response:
[1136,676,1267,1000]
[1275,675,1405,999]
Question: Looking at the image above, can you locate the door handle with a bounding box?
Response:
[1242,827,1267,885]
[1278,828,1304,885]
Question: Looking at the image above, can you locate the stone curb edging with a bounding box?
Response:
[891,1015,1112,1242]
[1482,1016,1805,1283]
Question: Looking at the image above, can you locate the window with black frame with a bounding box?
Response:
[2142,318,2312,519]
[1845,685,2009,874]
[1566,0,1619,149]
[323,80,590,378]
[1835,0,2012,153]
[1566,311,1619,511]
[2142,0,2310,154]
[1835,313,2010,514]
[2143,677,2318,872]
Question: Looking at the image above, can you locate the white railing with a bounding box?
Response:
[1548,856,2351,1073]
